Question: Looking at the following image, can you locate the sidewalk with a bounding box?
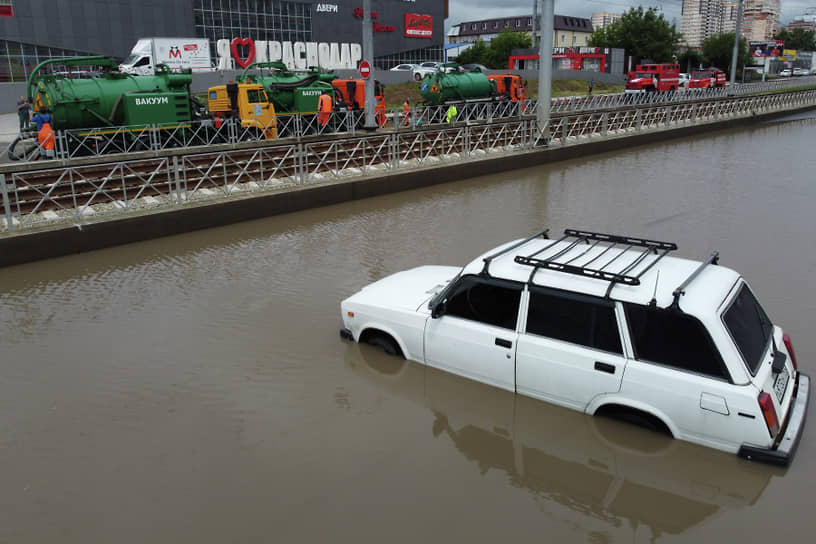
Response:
[1,112,20,146]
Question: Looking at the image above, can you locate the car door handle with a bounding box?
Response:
[495,338,512,348]
[594,361,616,374]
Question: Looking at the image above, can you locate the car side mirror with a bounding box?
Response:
[431,301,446,319]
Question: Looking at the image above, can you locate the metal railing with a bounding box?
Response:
[2,89,814,232]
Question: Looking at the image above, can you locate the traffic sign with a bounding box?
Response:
[360,60,371,79]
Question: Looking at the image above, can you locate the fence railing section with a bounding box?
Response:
[2,89,814,232]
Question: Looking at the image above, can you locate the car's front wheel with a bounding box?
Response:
[362,331,403,357]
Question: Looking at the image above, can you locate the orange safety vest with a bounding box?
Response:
[318,94,332,113]
[38,122,55,150]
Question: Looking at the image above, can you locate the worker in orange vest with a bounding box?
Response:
[402,98,412,126]
[318,89,333,127]
[32,106,55,159]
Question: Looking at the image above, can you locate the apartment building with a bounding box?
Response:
[742,0,780,41]
[680,0,739,47]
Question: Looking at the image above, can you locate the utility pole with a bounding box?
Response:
[531,0,538,48]
[537,0,554,143]
[729,0,744,92]
[362,0,377,129]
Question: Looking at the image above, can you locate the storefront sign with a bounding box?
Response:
[315,4,338,12]
[351,8,394,32]
[217,38,362,70]
[553,47,603,55]
[405,13,432,38]
[0,3,12,17]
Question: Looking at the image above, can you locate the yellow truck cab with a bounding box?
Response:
[207,82,277,139]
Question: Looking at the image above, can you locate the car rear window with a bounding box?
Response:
[723,283,773,375]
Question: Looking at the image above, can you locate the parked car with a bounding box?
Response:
[340,228,809,465]
[779,69,792,77]
[792,67,807,76]
[461,63,489,73]
[679,72,690,87]
[390,63,417,72]
[412,61,441,81]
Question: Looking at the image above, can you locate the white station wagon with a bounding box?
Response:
[340,228,809,465]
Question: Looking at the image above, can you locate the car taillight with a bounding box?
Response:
[783,333,798,370]
[758,392,780,437]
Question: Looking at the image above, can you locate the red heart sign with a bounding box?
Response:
[230,38,256,69]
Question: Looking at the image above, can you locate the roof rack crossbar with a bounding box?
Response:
[517,258,642,285]
[564,239,602,265]
[525,233,570,260]
[565,229,678,251]
[578,242,617,268]
[633,248,672,281]
[603,247,661,298]
[671,251,720,308]
[480,228,549,276]
[596,243,634,272]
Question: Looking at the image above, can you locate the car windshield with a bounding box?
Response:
[723,283,773,375]
[421,62,437,68]
[692,72,712,79]
[634,72,653,78]
[122,54,140,65]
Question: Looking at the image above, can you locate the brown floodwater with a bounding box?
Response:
[1,111,815,543]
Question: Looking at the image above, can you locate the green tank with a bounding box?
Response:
[241,61,335,114]
[27,56,196,131]
[419,62,496,106]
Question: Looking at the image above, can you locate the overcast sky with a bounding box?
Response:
[447,1,815,32]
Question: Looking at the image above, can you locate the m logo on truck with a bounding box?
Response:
[135,97,170,106]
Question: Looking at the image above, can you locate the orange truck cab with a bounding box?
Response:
[207,82,277,139]
[688,68,727,89]
[487,74,526,102]
[624,63,680,94]
[331,78,386,126]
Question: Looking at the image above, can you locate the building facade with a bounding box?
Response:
[0,0,445,81]
[680,0,739,48]
[591,12,620,31]
[452,14,593,48]
[742,0,780,42]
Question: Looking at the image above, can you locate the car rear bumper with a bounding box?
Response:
[738,372,809,466]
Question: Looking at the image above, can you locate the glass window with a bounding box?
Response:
[444,276,522,330]
[723,283,772,375]
[626,304,728,379]
[526,288,622,354]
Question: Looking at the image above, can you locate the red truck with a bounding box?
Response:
[687,68,727,89]
[624,63,680,94]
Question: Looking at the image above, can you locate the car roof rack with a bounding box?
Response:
[670,251,719,309]
[513,228,678,298]
[480,228,550,276]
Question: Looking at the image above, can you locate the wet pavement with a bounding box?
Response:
[0,109,814,543]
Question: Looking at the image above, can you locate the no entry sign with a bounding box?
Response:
[360,60,371,79]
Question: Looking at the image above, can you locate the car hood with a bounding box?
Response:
[352,265,459,311]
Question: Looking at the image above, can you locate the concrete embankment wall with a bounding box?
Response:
[1,104,813,269]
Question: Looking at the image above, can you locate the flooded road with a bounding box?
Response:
[1,110,815,543]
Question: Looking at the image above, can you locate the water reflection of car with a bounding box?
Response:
[343,342,777,538]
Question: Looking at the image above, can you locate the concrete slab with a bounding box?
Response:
[1,112,21,146]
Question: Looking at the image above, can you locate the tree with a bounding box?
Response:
[454,28,531,69]
[773,28,816,51]
[454,38,490,66]
[700,32,751,77]
[678,48,704,73]
[486,28,531,69]
[588,6,680,62]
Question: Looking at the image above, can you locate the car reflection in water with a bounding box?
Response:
[343,342,779,538]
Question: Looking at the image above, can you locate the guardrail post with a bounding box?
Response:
[1,173,13,231]
[635,109,642,131]
[172,156,183,204]
[602,112,608,136]
[297,142,305,184]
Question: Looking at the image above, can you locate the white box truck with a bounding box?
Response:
[120,38,212,75]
